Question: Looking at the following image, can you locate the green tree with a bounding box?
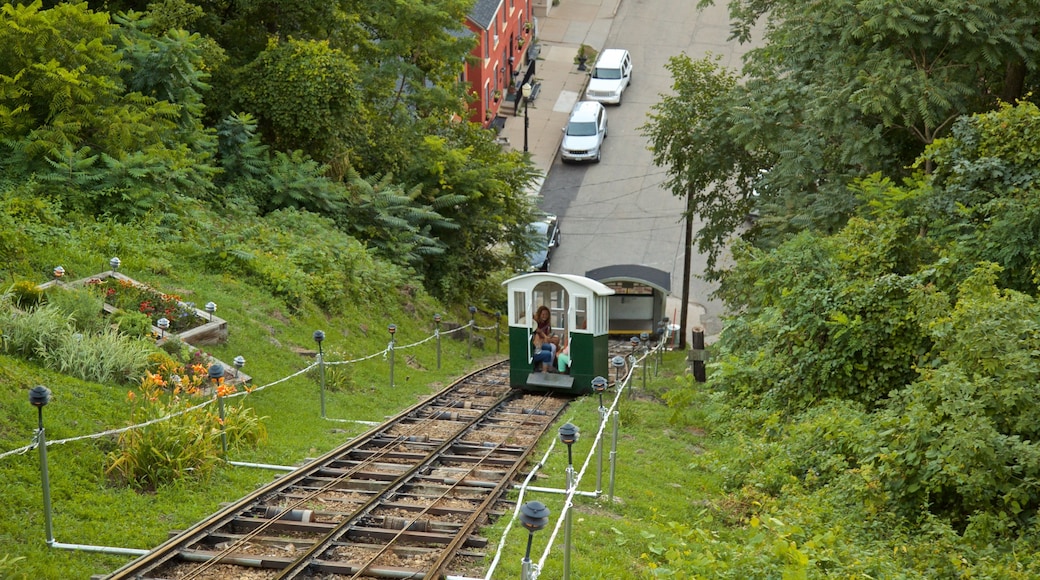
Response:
[673,0,1040,268]
[400,121,541,301]
[233,38,366,169]
[874,265,1040,526]
[713,217,929,410]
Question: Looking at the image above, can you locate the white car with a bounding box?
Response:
[560,101,608,163]
[585,48,632,105]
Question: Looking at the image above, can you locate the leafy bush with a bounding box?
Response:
[110,308,153,337]
[87,277,203,332]
[38,329,153,385]
[44,285,107,334]
[0,302,72,358]
[7,280,43,310]
[105,373,267,489]
[105,393,221,490]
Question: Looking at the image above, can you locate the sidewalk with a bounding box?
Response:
[497,0,623,183]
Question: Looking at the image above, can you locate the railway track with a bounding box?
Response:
[102,360,568,580]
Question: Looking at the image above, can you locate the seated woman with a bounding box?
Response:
[554,334,572,373]
[531,334,557,372]
[533,305,552,346]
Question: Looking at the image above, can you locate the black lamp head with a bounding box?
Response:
[591,376,607,393]
[519,501,550,532]
[205,301,217,314]
[558,422,579,445]
[313,330,325,343]
[109,257,121,270]
[434,313,442,323]
[29,385,52,407]
[611,355,625,368]
[388,324,397,335]
[207,363,224,381]
[468,305,477,315]
[640,332,649,342]
[630,336,640,347]
[233,355,245,369]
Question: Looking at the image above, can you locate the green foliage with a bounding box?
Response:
[234,38,365,165]
[105,395,221,490]
[921,101,1040,293]
[642,53,761,277]
[339,170,447,267]
[0,554,28,580]
[262,150,347,215]
[43,285,108,335]
[0,2,218,210]
[713,218,929,410]
[873,265,1040,525]
[1,292,153,383]
[216,112,269,183]
[202,207,408,312]
[6,281,43,310]
[0,301,74,358]
[110,309,153,337]
[39,328,153,385]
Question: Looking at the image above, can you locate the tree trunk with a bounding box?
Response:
[679,188,694,350]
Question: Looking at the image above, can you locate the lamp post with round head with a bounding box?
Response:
[314,330,326,418]
[592,375,608,493]
[233,355,246,379]
[388,324,397,389]
[109,257,121,272]
[468,306,477,359]
[611,355,626,391]
[558,422,579,580]
[521,82,533,152]
[157,317,169,340]
[209,364,227,457]
[519,501,549,580]
[29,386,55,545]
[205,301,217,322]
[434,314,442,369]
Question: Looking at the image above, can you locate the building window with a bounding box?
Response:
[484,31,490,59]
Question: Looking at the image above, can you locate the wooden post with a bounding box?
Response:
[689,326,706,382]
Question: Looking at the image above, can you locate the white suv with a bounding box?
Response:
[560,101,608,163]
[585,49,632,105]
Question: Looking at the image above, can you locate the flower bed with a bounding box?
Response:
[40,271,228,346]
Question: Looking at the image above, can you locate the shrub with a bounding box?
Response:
[44,285,107,334]
[106,376,268,489]
[38,329,153,384]
[86,277,204,333]
[7,280,43,310]
[0,303,71,358]
[110,308,153,337]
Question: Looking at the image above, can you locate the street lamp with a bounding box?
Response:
[29,385,55,545]
[157,317,170,340]
[388,324,397,389]
[558,422,579,580]
[109,257,121,272]
[205,301,217,321]
[314,330,326,418]
[519,500,550,580]
[233,355,245,378]
[521,82,532,152]
[611,355,626,386]
[208,364,227,457]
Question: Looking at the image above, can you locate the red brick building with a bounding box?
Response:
[465,0,537,127]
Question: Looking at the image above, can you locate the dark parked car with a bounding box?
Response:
[527,214,561,271]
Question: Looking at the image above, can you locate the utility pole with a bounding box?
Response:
[679,186,694,350]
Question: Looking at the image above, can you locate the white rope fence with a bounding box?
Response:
[0,320,494,462]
